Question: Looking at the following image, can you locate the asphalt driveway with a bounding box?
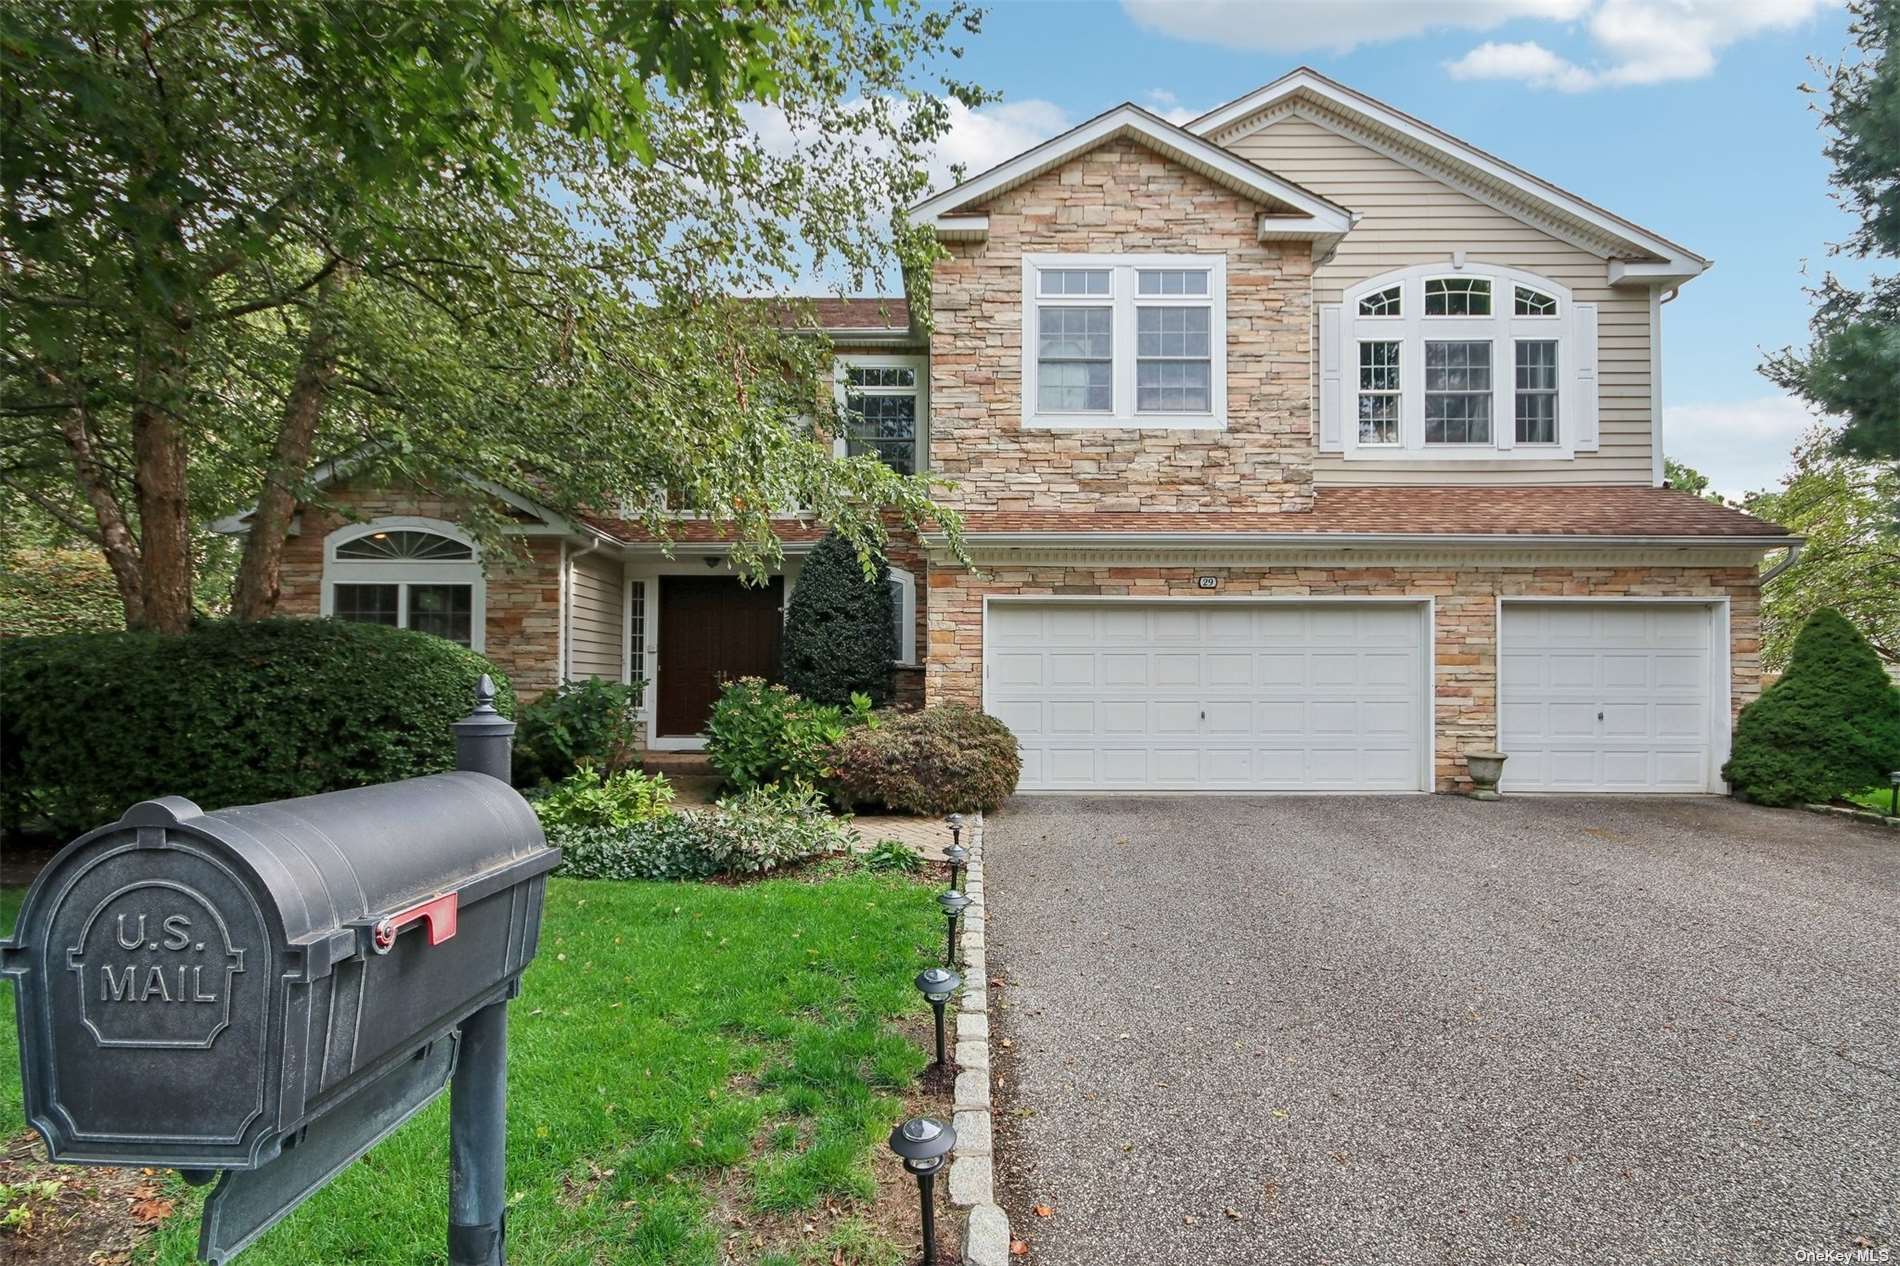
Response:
[984,796,1899,1266]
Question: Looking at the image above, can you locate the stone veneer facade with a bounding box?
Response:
[276,487,564,701]
[923,559,1762,793]
[929,138,1315,513]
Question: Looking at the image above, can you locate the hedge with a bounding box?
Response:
[1722,607,1900,807]
[1,618,512,838]
[827,705,1021,814]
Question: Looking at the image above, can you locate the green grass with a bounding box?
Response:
[1,872,939,1265]
[1843,786,1896,815]
[1,887,21,1138]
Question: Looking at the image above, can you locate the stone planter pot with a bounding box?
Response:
[1465,750,1508,801]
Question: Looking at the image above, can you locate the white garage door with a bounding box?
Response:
[1499,602,1720,792]
[985,602,1428,792]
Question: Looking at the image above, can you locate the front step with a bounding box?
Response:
[639,750,716,778]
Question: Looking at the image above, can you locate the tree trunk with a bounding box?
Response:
[232,264,350,621]
[52,397,147,628]
[131,322,195,634]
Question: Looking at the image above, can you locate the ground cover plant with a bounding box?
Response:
[2,876,942,1265]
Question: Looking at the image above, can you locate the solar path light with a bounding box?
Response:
[888,1116,957,1266]
[936,888,970,967]
[914,966,961,1069]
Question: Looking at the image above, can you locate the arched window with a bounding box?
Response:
[1320,262,1598,460]
[322,518,485,650]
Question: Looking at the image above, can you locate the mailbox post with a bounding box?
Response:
[1,677,558,1265]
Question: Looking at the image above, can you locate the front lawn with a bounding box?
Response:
[1842,786,1895,816]
[3,871,944,1265]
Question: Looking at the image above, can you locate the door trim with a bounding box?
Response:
[635,567,792,750]
[1495,596,1731,794]
[980,594,1436,794]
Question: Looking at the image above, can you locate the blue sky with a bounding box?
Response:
[906,0,1861,496]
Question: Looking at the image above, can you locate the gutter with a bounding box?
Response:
[918,530,1802,551]
[1760,540,1804,583]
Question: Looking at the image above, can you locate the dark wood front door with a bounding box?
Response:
[656,576,785,737]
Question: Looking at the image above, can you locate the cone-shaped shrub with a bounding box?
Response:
[780,531,896,707]
[1722,608,1900,806]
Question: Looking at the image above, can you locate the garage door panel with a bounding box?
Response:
[991,602,1427,792]
[1501,603,1716,793]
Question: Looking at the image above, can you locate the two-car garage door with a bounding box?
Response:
[987,602,1430,792]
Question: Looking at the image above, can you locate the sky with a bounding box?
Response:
[893,0,1866,498]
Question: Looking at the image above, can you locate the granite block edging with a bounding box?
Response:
[949,814,1011,1266]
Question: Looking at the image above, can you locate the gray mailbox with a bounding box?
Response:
[1,678,556,1265]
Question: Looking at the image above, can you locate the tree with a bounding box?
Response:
[1663,457,1728,503]
[2,2,985,630]
[1763,0,1900,460]
[1745,428,1900,670]
[780,531,896,707]
[1722,608,1900,805]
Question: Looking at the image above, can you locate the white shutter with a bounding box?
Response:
[1318,304,1343,452]
[1572,302,1599,451]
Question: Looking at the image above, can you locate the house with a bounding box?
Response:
[250,68,1796,796]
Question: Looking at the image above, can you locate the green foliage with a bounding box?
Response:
[512,678,645,786]
[781,531,897,706]
[1723,608,1900,806]
[1663,458,1727,504]
[1744,430,1900,670]
[862,839,923,874]
[530,766,674,833]
[1762,1,1900,458]
[0,619,510,838]
[551,784,856,881]
[827,706,1021,814]
[705,678,845,792]
[0,545,122,637]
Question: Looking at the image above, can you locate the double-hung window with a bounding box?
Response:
[835,356,926,475]
[1023,254,1226,427]
[1326,263,1591,460]
[323,520,485,650]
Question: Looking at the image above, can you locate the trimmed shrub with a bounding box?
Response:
[827,705,1020,814]
[780,531,896,706]
[0,619,511,838]
[550,784,855,881]
[705,677,844,792]
[512,677,644,786]
[1722,607,1900,807]
[530,766,674,832]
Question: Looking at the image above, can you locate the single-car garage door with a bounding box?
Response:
[1499,602,1723,793]
[985,601,1429,792]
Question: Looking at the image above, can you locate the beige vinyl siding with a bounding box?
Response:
[1224,111,1656,486]
[566,549,624,681]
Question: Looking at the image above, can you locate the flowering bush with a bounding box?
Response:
[705,677,844,791]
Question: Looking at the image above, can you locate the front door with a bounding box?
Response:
[656,576,785,738]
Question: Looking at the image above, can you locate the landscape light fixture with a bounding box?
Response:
[887,1117,957,1266]
[937,888,970,967]
[943,814,969,888]
[914,966,962,1068]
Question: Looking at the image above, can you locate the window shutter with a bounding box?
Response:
[1318,304,1343,452]
[1573,302,1599,451]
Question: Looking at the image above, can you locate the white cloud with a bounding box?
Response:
[1121,0,1590,54]
[928,98,1073,188]
[1141,88,1202,125]
[1664,393,1832,498]
[1446,0,1839,91]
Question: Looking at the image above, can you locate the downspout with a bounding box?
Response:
[1760,540,1803,584]
[561,535,603,682]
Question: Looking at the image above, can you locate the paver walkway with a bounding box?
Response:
[985,794,1899,1266]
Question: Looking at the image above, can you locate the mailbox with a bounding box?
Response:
[1,678,556,1265]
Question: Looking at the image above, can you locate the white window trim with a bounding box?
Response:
[1020,252,1228,430]
[320,516,486,652]
[832,353,928,476]
[1338,262,1583,461]
[888,565,918,666]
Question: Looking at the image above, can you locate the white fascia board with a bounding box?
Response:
[1190,69,1708,284]
[908,103,1352,238]
[921,530,1797,551]
[1609,259,1710,287]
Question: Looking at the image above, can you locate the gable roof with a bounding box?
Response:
[909,102,1355,246]
[1188,68,1707,285]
